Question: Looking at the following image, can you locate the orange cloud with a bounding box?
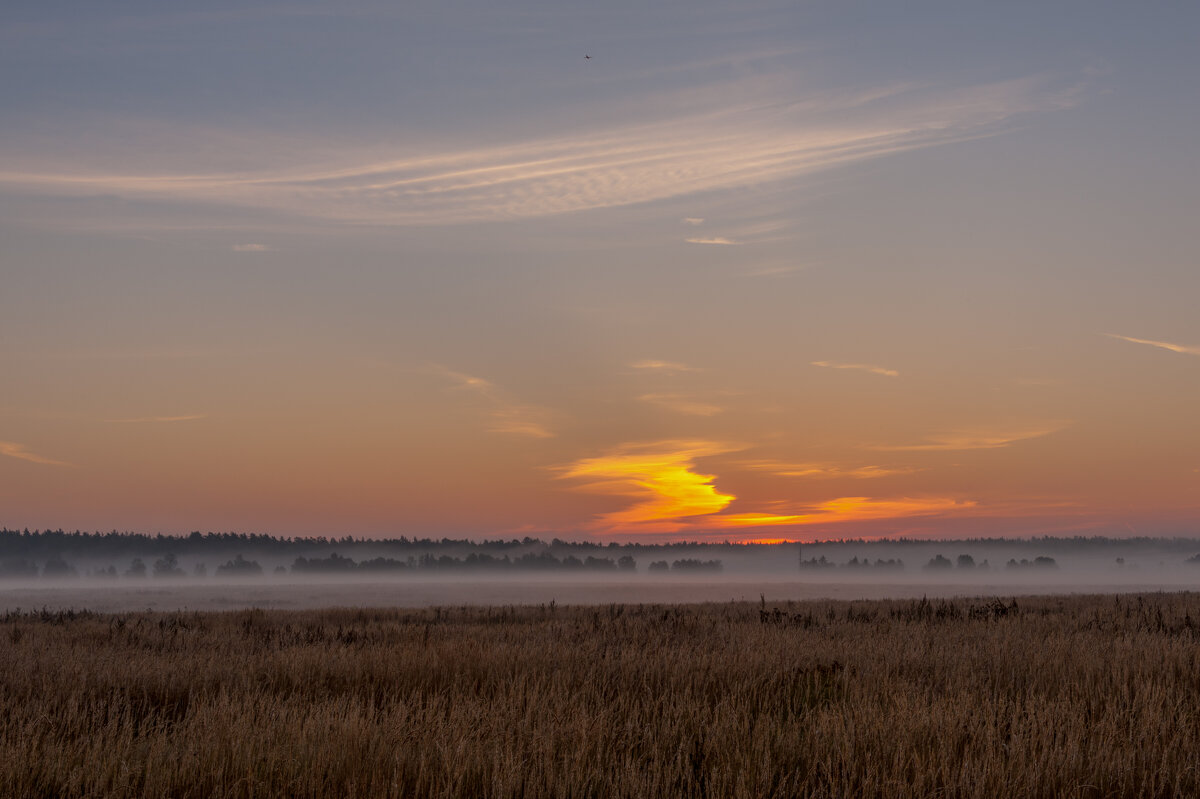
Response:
[811,360,899,378]
[559,440,743,530]
[705,496,975,529]
[1105,333,1200,356]
[557,427,980,538]
[487,407,554,439]
[638,393,724,416]
[685,237,741,246]
[630,359,699,373]
[434,365,553,438]
[559,439,974,535]
[0,441,74,467]
[738,459,914,479]
[709,513,807,527]
[805,495,974,522]
[106,414,208,423]
[872,425,1066,451]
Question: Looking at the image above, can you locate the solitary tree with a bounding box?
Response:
[153,553,185,578]
[924,555,953,570]
[42,555,77,578]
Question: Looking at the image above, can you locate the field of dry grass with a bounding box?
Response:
[2,593,1199,798]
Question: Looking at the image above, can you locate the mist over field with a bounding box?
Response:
[4,530,1199,612]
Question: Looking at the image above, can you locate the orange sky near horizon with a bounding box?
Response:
[2,340,1197,542]
[2,3,1199,542]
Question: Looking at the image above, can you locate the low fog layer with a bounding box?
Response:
[2,531,1199,611]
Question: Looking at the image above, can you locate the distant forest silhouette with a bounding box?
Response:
[1,528,1199,579]
[0,529,735,578]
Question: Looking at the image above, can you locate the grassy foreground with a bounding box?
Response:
[2,594,1199,798]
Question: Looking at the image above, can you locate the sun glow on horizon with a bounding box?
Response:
[736,538,799,545]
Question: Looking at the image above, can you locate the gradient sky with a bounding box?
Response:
[2,1,1199,541]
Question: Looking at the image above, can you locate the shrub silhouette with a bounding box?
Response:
[923,555,953,571]
[671,559,722,572]
[153,553,185,578]
[217,555,263,576]
[41,555,77,578]
[1006,556,1059,570]
[292,553,357,573]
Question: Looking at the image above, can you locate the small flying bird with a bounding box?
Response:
[584,54,591,60]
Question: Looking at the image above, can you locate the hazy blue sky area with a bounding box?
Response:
[2,1,1198,539]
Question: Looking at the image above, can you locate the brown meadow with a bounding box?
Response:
[2,593,1199,798]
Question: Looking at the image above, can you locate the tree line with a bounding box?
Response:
[0,550,738,579]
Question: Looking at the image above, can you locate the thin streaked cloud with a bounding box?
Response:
[231,243,270,252]
[872,424,1067,452]
[681,217,705,226]
[1105,333,1200,356]
[738,459,914,479]
[0,77,1076,228]
[434,366,553,439]
[686,237,741,246]
[638,394,724,417]
[435,366,494,392]
[630,359,699,373]
[811,360,899,378]
[700,217,792,247]
[106,414,208,423]
[486,408,554,439]
[0,441,74,467]
[740,262,804,278]
[705,496,975,528]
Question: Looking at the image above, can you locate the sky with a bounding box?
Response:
[2,1,1199,542]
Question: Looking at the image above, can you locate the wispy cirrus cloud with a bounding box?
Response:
[689,217,791,247]
[811,360,899,378]
[638,393,724,417]
[487,407,554,439]
[0,77,1078,228]
[738,459,914,479]
[630,359,699,373]
[231,243,270,252]
[872,424,1066,452]
[0,441,74,467]
[106,414,208,423]
[436,367,493,392]
[741,262,804,278]
[435,366,553,439]
[686,236,741,246]
[1105,333,1200,356]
